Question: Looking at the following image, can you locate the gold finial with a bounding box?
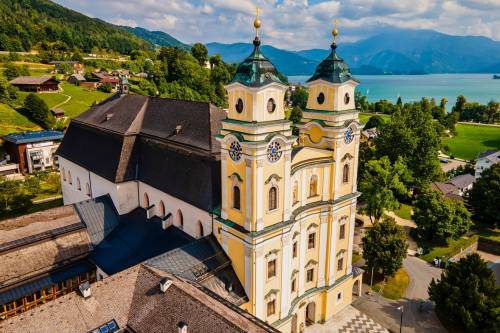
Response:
[254,7,261,37]
[332,19,339,42]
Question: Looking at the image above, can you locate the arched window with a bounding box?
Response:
[76,177,81,191]
[198,221,204,237]
[233,185,241,210]
[293,181,299,204]
[62,168,66,181]
[85,183,91,196]
[143,192,150,208]
[269,186,278,211]
[177,209,183,229]
[343,164,349,183]
[309,175,318,197]
[68,171,72,185]
[159,200,165,218]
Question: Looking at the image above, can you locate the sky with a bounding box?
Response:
[54,0,500,50]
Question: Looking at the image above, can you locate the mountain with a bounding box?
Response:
[209,29,500,75]
[122,26,190,50]
[0,0,149,54]
[207,42,317,76]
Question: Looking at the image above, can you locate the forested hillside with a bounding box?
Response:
[0,0,150,54]
[123,27,189,50]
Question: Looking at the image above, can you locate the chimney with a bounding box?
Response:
[175,125,182,135]
[177,322,188,333]
[106,113,113,121]
[160,277,173,293]
[79,281,91,299]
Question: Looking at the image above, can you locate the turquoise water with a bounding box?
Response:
[288,74,500,111]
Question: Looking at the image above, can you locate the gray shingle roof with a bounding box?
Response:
[9,75,59,85]
[449,174,475,189]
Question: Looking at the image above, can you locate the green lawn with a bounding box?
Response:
[359,112,389,124]
[394,204,413,220]
[352,252,362,265]
[59,83,112,118]
[0,198,63,222]
[370,268,409,300]
[476,227,500,242]
[16,82,112,118]
[442,123,500,160]
[419,235,479,263]
[0,103,40,137]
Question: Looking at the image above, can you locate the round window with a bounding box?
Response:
[317,92,325,105]
[235,98,244,113]
[267,98,276,113]
[344,93,350,105]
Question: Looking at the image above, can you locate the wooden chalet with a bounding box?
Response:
[9,76,59,93]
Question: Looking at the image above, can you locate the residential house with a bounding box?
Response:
[475,150,500,178]
[431,174,475,200]
[50,108,65,119]
[50,61,84,74]
[2,130,64,173]
[92,72,119,89]
[361,127,378,142]
[9,76,59,93]
[67,73,86,85]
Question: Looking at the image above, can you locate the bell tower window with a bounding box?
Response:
[236,98,244,113]
[343,164,349,183]
[267,98,276,113]
[344,92,350,105]
[317,92,325,105]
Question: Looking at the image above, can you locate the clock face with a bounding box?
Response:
[344,127,354,144]
[229,141,242,161]
[267,98,276,113]
[267,141,282,162]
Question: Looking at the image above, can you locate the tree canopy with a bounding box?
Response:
[413,189,472,245]
[359,156,409,223]
[364,115,384,130]
[429,253,500,332]
[362,216,408,277]
[375,104,441,188]
[468,164,500,228]
[24,93,53,128]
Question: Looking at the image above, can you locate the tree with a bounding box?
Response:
[364,115,384,130]
[291,86,308,110]
[429,253,500,332]
[362,216,408,277]
[191,43,208,67]
[376,104,441,188]
[413,189,472,244]
[485,100,499,124]
[23,93,53,128]
[468,164,500,228]
[24,175,41,196]
[288,106,302,124]
[359,156,409,223]
[452,95,467,116]
[3,62,29,81]
[98,83,113,93]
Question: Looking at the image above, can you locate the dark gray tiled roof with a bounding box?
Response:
[449,174,475,189]
[57,94,225,211]
[74,195,120,247]
[146,235,248,305]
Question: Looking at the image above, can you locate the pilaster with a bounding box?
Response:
[256,159,264,231]
[352,135,360,193]
[245,158,253,230]
[317,209,329,287]
[347,202,356,274]
[255,245,265,318]
[280,232,292,317]
[298,223,307,294]
[244,245,253,298]
[328,211,338,284]
[283,152,292,221]
[221,154,228,219]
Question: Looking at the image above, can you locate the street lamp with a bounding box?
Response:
[397,305,404,333]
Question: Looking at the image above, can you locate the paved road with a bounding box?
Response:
[353,256,446,333]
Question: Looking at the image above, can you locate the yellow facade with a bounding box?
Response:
[215,28,362,333]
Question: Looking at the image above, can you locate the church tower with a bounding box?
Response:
[214,16,363,333]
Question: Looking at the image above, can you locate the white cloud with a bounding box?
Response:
[54,0,500,50]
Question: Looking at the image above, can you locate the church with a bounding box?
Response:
[56,16,363,333]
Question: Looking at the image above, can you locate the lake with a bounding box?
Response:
[288,74,500,111]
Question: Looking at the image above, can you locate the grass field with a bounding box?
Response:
[359,112,389,124]
[442,124,500,160]
[0,103,40,137]
[420,235,479,263]
[394,204,413,220]
[17,82,112,118]
[370,268,409,300]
